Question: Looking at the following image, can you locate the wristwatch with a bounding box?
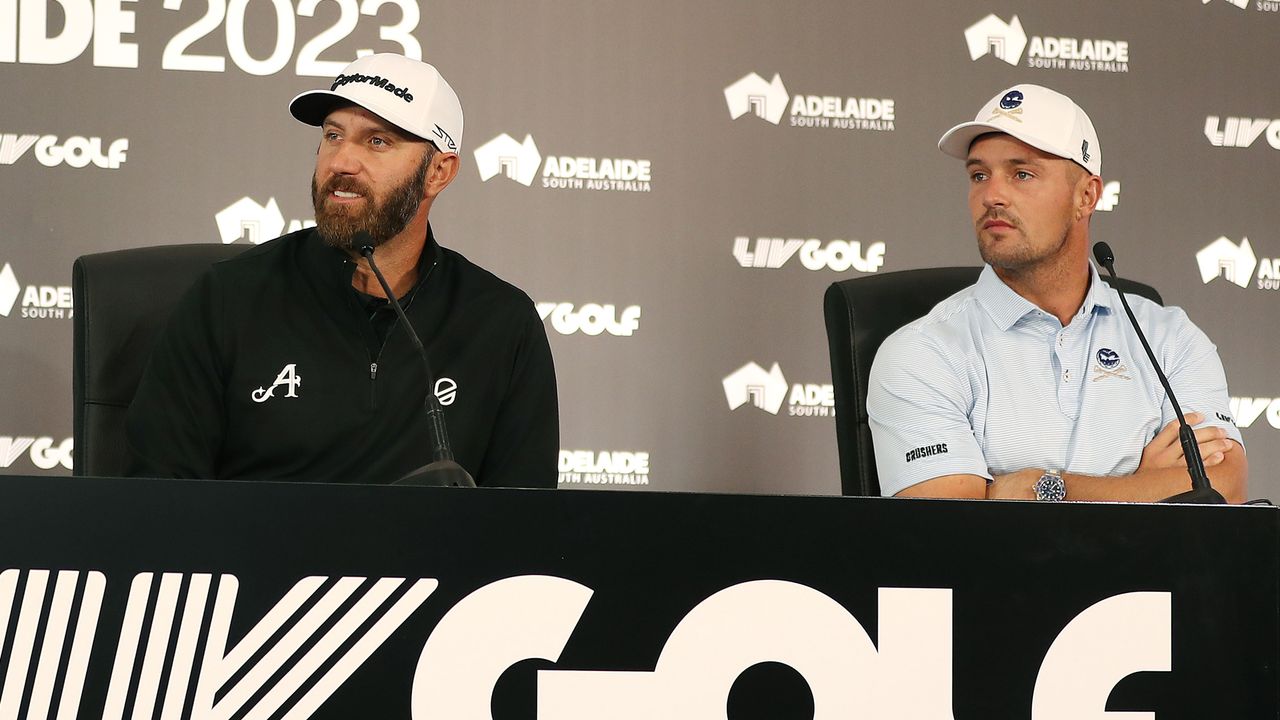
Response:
[1033,469,1066,502]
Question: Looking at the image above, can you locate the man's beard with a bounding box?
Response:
[311,157,428,250]
[975,209,1072,273]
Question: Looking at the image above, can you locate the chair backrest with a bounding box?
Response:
[823,267,1164,496]
[72,244,246,477]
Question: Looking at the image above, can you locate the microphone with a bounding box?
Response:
[1092,242,1224,504]
[356,232,475,488]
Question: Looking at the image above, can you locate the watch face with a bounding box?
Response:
[1035,474,1066,502]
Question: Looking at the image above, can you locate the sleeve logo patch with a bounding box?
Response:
[905,444,949,463]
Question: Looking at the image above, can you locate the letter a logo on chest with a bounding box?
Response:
[252,364,302,403]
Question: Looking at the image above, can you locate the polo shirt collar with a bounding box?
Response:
[975,262,1114,332]
[1081,261,1116,316]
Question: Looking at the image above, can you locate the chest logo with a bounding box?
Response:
[434,377,457,406]
[252,364,302,403]
[1091,348,1131,382]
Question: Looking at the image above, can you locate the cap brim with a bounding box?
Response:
[937,121,1081,171]
[937,121,1007,159]
[288,90,352,127]
[287,88,458,154]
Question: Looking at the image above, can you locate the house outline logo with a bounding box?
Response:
[474,134,542,186]
[0,263,20,317]
[724,73,790,125]
[215,197,286,245]
[964,14,1029,65]
[1196,237,1257,289]
[723,362,789,414]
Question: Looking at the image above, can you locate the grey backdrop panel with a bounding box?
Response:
[2,0,1277,498]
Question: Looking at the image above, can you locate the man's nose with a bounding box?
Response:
[980,177,1008,209]
[324,141,362,175]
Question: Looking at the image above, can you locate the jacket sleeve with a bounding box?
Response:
[474,302,559,488]
[124,271,227,479]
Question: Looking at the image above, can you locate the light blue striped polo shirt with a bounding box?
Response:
[867,263,1243,497]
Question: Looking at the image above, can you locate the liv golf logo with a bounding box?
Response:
[537,302,641,337]
[964,14,1130,72]
[0,131,128,168]
[0,435,73,470]
[723,362,834,418]
[724,72,895,132]
[1097,181,1120,212]
[733,236,886,272]
[0,569,1173,719]
[1231,397,1280,429]
[473,133,652,192]
[1204,116,1280,150]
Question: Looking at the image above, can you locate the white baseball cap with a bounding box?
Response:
[289,53,464,154]
[938,84,1100,176]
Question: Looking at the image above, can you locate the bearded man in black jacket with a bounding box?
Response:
[125,54,559,487]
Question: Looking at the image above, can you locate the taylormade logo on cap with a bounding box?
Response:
[289,54,464,153]
[937,84,1101,175]
[329,73,414,103]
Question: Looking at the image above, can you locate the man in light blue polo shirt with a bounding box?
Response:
[867,84,1247,502]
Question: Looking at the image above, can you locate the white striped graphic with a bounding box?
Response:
[159,574,210,720]
[26,570,78,720]
[102,573,153,720]
[282,579,438,720]
[0,570,49,720]
[0,571,434,720]
[0,570,105,720]
[131,573,182,720]
[56,572,105,720]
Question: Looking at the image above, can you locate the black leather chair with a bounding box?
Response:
[72,244,247,477]
[823,267,1163,496]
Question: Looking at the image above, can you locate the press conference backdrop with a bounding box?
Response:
[1,1,1277,497]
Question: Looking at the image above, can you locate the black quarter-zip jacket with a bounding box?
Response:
[125,227,558,487]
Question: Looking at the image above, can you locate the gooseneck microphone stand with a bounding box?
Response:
[358,233,475,488]
[1093,242,1224,504]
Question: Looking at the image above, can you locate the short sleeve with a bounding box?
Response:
[867,328,992,496]
[1158,308,1245,451]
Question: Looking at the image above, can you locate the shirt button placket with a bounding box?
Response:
[1055,329,1077,417]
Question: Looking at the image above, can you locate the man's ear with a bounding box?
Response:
[1077,173,1103,222]
[426,153,461,199]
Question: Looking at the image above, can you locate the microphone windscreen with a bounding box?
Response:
[354,230,376,256]
[1092,241,1115,267]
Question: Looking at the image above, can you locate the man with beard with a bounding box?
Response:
[866,84,1247,502]
[124,54,558,487]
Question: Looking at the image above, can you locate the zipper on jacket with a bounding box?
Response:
[361,253,440,413]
